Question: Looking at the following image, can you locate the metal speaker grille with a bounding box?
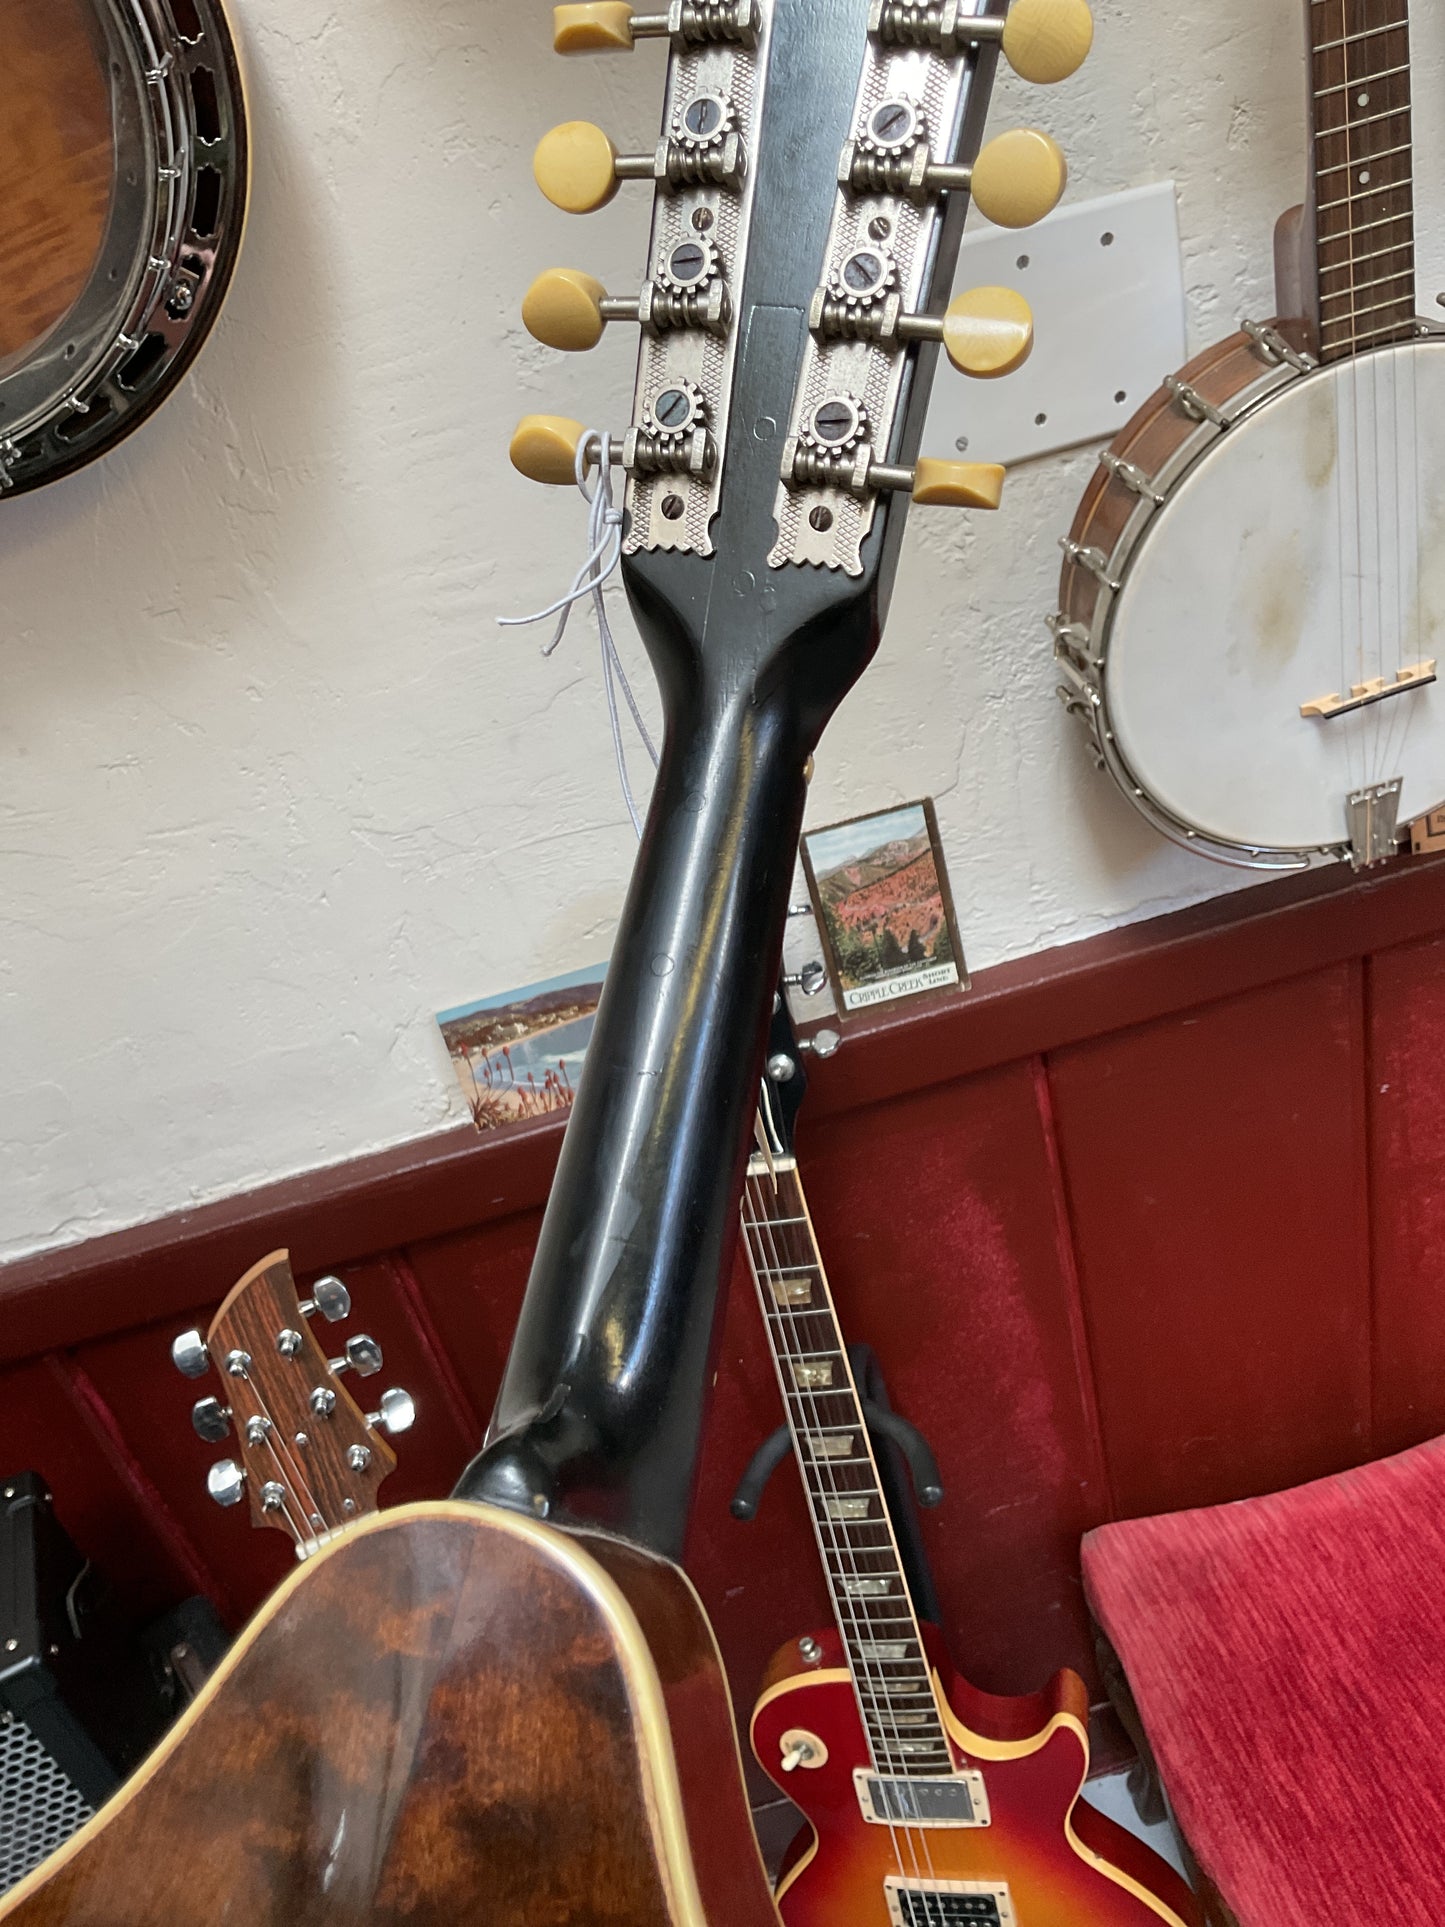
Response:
[0,1718,92,1893]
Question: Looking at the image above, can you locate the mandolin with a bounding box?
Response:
[744,1014,1202,1926]
[1054,0,1443,872]
[0,0,1094,1913]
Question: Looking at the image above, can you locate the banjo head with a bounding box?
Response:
[0,0,247,497]
[1091,336,1445,861]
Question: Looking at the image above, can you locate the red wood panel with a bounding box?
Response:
[790,1063,1114,1700]
[1049,965,1372,1520]
[1368,932,1445,1456]
[400,1209,540,1422]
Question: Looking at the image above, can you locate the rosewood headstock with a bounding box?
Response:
[170,1250,415,1558]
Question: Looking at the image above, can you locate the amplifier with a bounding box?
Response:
[0,1473,225,1893]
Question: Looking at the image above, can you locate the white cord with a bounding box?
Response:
[498,432,659,836]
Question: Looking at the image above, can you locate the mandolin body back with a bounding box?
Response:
[0,1502,780,1927]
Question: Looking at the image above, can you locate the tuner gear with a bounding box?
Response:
[656,233,720,295]
[856,96,926,158]
[829,246,898,309]
[673,92,735,152]
[644,380,708,444]
[801,394,869,456]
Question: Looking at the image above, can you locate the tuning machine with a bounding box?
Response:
[841,124,1067,229]
[534,111,744,216]
[786,395,1005,510]
[812,277,1034,380]
[522,257,731,354]
[171,1328,210,1379]
[870,0,1093,84]
[552,0,759,55]
[297,1274,351,1323]
[509,407,715,489]
[327,1334,383,1379]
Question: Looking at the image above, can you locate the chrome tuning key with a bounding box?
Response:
[191,1396,232,1443]
[328,1334,383,1379]
[366,1388,417,1438]
[171,1329,210,1379]
[298,1274,351,1323]
[206,1460,245,1508]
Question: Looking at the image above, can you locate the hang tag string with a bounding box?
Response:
[499,432,658,837]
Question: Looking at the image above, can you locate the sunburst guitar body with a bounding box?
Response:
[752,1626,1199,1927]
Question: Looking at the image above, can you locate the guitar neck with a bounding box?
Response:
[1307,0,1416,360]
[740,1148,951,1777]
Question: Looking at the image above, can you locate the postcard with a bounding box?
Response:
[438,963,607,1132]
[801,799,967,1014]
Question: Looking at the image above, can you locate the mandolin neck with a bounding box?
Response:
[740,1151,951,1776]
[452,663,823,1555]
[1306,0,1416,361]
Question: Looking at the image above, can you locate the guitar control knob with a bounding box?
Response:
[533,120,654,214]
[1001,0,1094,84]
[191,1397,232,1443]
[898,285,1034,378]
[171,1329,210,1379]
[964,128,1067,229]
[329,1334,383,1378]
[298,1274,351,1323]
[366,1388,417,1437]
[206,1459,245,1508]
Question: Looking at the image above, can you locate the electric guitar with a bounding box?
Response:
[745,1018,1202,1926]
[0,0,1093,1914]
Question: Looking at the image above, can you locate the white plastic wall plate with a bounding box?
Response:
[924,182,1188,467]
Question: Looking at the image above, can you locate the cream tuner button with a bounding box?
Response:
[510,415,588,486]
[1002,0,1094,83]
[910,460,1006,509]
[553,1,638,51]
[523,270,612,351]
[533,120,624,214]
[941,286,1034,378]
[969,128,1068,229]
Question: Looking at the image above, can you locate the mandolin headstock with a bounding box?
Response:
[170,1250,416,1558]
[514,0,1092,703]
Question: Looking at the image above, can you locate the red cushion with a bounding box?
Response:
[1083,1434,1445,1924]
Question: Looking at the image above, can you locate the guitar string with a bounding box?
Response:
[1378,0,1421,794]
[230,1372,314,1553]
[742,1169,939,1892]
[1320,0,1359,804]
[749,1155,951,1891]
[243,1370,335,1543]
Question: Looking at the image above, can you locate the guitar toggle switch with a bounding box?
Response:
[534,110,744,215]
[522,258,731,353]
[552,0,759,55]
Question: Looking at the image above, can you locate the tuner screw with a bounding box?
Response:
[856,96,926,158]
[224,1349,252,1378]
[644,380,707,444]
[657,233,720,295]
[347,1444,372,1472]
[673,92,734,152]
[829,245,897,309]
[299,1275,351,1323]
[190,1397,231,1443]
[801,394,869,456]
[310,1386,337,1416]
[171,1330,210,1379]
[367,1388,417,1438]
[206,1460,245,1508]
[276,1328,303,1357]
[329,1334,384,1379]
[259,1482,286,1513]
[799,1636,823,1664]
[801,1027,842,1059]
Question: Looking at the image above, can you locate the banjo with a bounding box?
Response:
[1053,0,1442,871]
[0,0,247,498]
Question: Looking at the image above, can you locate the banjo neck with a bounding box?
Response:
[1306,0,1416,361]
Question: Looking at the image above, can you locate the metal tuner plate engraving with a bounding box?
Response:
[769,23,982,573]
[624,0,774,555]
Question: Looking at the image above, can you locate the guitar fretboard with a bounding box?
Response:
[740,1155,952,1777]
[1309,0,1416,361]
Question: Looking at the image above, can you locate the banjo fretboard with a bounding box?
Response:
[1309,0,1416,361]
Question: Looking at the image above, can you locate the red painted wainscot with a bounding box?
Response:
[4,854,1445,1780]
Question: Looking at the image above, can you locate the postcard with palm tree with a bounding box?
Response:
[438,963,607,1132]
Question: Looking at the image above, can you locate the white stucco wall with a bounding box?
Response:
[0,0,1437,1262]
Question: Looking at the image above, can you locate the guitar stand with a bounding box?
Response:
[729,1345,944,1621]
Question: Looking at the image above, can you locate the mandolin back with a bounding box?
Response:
[0,1503,779,1927]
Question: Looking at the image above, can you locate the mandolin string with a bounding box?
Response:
[247,1377,333,1544]
[742,1170,936,1891]
[1380,0,1420,793]
[742,1174,930,1891]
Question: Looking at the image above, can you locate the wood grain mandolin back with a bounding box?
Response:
[0,1503,779,1927]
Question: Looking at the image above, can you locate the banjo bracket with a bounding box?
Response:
[1059,538,1119,594]
[1242,319,1316,375]
[1164,375,1228,429]
[1100,452,1164,505]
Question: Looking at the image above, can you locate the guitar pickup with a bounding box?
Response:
[1300,659,1436,720]
[857,1770,991,1828]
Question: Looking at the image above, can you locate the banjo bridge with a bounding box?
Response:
[1300,660,1437,722]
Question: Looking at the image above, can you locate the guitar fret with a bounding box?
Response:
[1321,287,1418,324]
[1318,266,1413,300]
[1316,101,1410,137]
[1316,139,1411,176]
[1314,59,1408,97]
[1317,180,1412,216]
[1313,18,1406,54]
